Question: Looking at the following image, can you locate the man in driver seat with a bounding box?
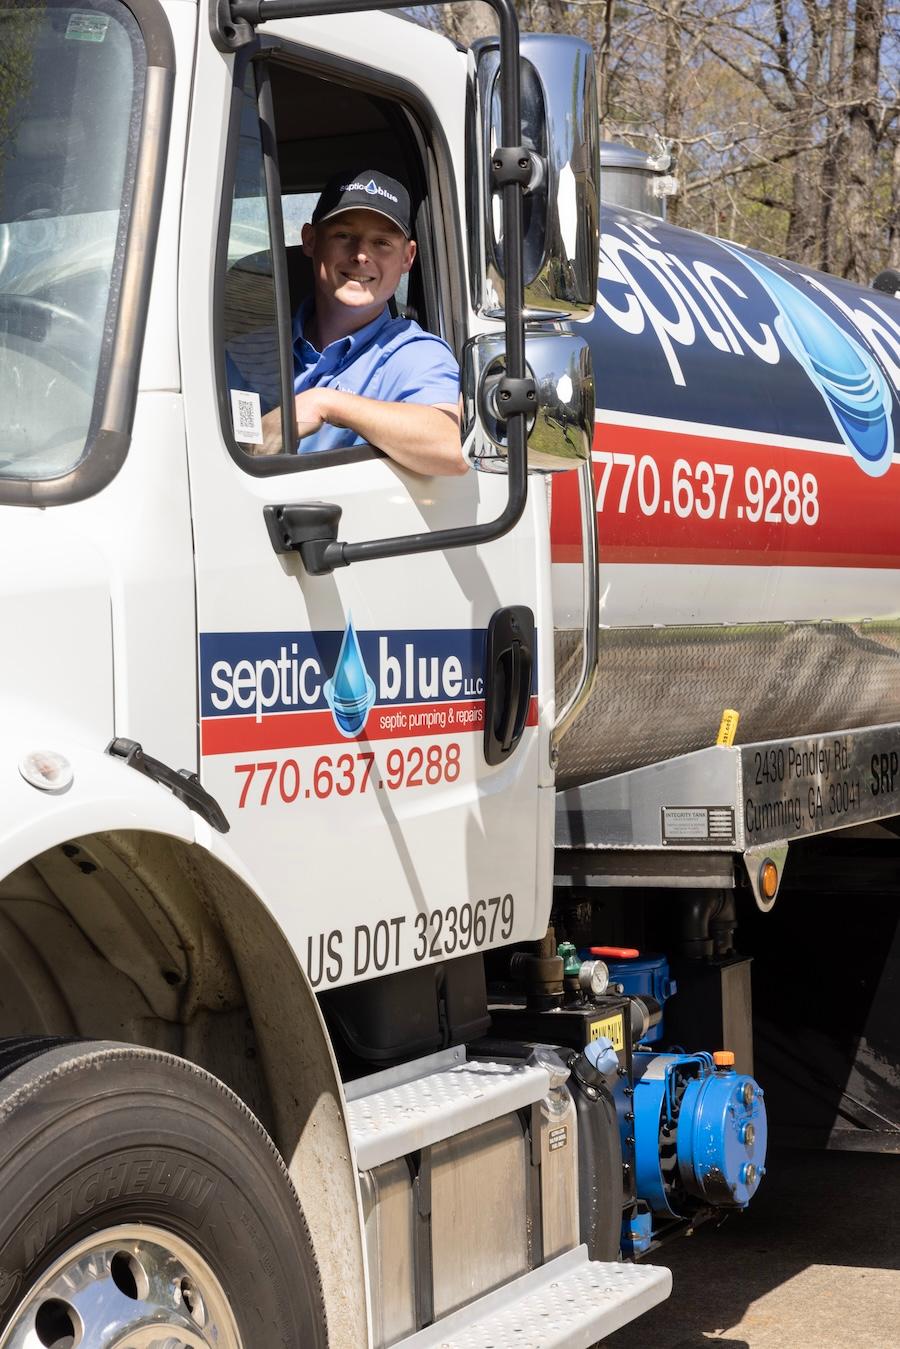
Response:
[258,169,465,475]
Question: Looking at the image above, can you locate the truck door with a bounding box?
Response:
[179,28,550,992]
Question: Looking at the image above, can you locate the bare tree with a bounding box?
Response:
[427,1,496,45]
[889,123,900,268]
[420,0,900,279]
[827,0,886,280]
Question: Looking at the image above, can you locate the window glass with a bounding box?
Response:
[222,64,433,467]
[281,191,317,247]
[223,66,283,453]
[0,0,144,480]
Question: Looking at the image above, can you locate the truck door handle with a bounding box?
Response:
[498,641,523,752]
[484,606,535,766]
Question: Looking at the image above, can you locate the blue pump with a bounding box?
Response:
[602,953,676,1044]
[617,1051,767,1218]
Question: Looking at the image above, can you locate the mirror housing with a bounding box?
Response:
[462,330,594,474]
[469,35,599,320]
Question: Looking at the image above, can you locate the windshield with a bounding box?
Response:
[0,0,144,481]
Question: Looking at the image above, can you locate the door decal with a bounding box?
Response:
[200,628,538,756]
[324,618,376,737]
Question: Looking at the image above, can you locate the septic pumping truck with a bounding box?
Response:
[0,0,897,1344]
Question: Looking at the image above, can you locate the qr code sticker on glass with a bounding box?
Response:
[230,389,263,446]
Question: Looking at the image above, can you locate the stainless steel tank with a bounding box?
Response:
[552,199,900,786]
[597,139,673,219]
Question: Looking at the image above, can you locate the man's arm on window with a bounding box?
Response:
[258,389,467,476]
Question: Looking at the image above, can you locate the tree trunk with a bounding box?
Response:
[437,1,496,47]
[662,0,684,224]
[829,0,884,281]
[888,130,900,270]
[784,105,822,266]
[819,0,848,273]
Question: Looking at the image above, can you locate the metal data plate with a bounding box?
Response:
[556,721,900,852]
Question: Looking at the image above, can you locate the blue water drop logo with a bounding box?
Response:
[722,244,894,477]
[324,618,376,738]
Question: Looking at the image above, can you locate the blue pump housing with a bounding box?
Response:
[603,953,676,1044]
[618,1051,767,1218]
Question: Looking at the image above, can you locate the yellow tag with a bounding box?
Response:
[716,709,740,747]
[589,1014,624,1051]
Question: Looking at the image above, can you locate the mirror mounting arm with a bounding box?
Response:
[496,376,537,417]
[491,147,534,188]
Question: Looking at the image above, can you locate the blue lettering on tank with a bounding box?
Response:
[589,206,900,470]
[724,245,894,477]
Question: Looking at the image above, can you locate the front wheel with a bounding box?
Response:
[0,1040,327,1348]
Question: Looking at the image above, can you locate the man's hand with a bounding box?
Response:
[253,390,341,456]
[294,387,335,440]
[254,406,285,456]
[254,393,332,456]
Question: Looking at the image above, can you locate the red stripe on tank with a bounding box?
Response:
[550,420,900,568]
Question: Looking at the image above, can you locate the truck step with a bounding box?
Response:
[345,1046,551,1170]
[394,1245,671,1348]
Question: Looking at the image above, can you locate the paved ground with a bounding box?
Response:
[605,1148,900,1348]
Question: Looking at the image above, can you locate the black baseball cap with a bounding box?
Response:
[311,169,412,237]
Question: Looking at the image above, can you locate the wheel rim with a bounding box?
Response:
[0,1224,244,1349]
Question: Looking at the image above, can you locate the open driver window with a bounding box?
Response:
[218,54,454,471]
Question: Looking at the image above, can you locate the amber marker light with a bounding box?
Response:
[759,858,779,901]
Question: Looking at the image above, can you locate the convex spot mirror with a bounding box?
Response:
[468,35,599,320]
[462,331,594,473]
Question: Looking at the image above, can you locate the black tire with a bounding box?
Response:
[0,1039,327,1347]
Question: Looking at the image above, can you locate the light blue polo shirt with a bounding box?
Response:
[292,300,460,454]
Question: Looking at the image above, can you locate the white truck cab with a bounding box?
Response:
[7,0,898,1341]
[0,1,675,1344]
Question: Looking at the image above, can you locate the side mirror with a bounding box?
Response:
[468,35,599,320]
[462,331,594,473]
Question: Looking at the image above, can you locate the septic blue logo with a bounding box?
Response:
[324,617,376,737]
[724,245,894,477]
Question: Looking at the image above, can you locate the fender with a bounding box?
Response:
[187,826,370,1349]
[0,729,370,1349]
[0,726,197,880]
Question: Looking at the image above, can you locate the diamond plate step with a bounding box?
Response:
[346,1049,551,1171]
[394,1245,671,1348]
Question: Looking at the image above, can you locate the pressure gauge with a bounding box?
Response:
[578,958,610,1000]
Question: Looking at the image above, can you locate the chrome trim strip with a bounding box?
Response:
[552,453,599,755]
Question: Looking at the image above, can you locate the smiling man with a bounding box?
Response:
[259,169,465,475]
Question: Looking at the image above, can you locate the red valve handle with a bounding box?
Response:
[590,946,640,959]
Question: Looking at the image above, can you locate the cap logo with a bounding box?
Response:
[340,178,399,205]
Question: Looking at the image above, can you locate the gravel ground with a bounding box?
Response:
[604,1148,900,1349]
